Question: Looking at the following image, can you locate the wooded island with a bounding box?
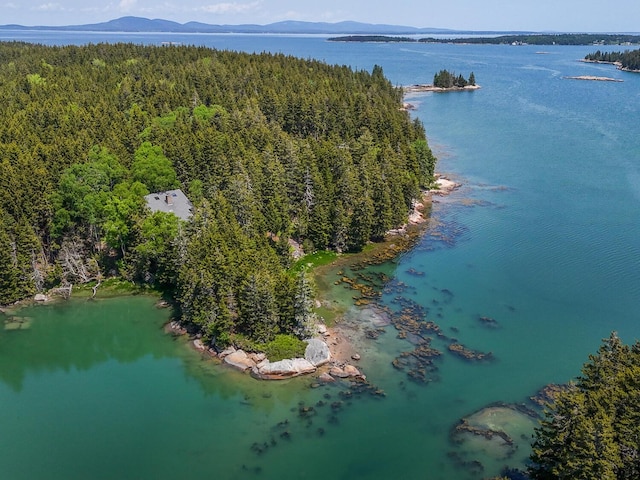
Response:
[329,33,640,46]
[0,42,436,354]
[584,48,640,72]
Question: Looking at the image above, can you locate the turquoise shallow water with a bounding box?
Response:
[1,34,640,479]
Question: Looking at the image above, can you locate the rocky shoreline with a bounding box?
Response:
[7,174,460,386]
[165,175,460,383]
[563,75,623,82]
[168,319,365,382]
[404,84,481,93]
[581,58,640,73]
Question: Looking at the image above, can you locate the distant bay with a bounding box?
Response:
[1,32,639,479]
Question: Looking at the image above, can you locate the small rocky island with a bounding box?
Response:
[563,75,623,82]
[405,69,479,93]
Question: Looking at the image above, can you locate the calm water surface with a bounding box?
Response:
[1,32,639,479]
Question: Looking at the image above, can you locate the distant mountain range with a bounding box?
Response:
[0,16,526,35]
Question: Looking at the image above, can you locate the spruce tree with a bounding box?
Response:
[529,332,640,480]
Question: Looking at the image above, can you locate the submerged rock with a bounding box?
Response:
[318,372,336,383]
[450,403,539,464]
[530,383,571,407]
[392,339,442,384]
[448,343,493,362]
[478,316,499,328]
[4,316,33,330]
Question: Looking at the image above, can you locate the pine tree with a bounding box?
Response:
[529,332,640,480]
[0,221,21,305]
[292,270,315,338]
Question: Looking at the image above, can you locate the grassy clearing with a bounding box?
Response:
[71,278,159,298]
[292,250,339,274]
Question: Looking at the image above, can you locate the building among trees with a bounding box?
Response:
[144,189,193,221]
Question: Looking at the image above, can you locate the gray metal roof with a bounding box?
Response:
[144,189,193,221]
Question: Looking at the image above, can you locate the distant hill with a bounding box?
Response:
[0,16,459,35]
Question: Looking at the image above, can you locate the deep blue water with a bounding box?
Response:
[1,31,639,479]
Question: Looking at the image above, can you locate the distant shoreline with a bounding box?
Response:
[329,33,640,46]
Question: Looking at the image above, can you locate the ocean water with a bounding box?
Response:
[1,32,639,479]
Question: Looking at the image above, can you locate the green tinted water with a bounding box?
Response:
[0,290,533,480]
[0,297,314,479]
[3,296,451,479]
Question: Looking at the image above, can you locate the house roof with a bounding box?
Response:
[144,189,193,221]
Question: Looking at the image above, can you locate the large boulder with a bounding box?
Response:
[305,338,331,367]
[224,349,257,372]
[252,358,316,380]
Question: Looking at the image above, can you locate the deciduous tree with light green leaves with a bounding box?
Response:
[131,141,179,193]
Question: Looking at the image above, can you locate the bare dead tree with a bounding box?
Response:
[31,252,45,293]
[58,237,101,294]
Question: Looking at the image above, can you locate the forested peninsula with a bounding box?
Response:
[329,33,640,46]
[584,48,640,72]
[0,42,436,352]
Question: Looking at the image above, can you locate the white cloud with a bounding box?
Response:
[277,8,348,22]
[118,0,137,11]
[32,2,65,12]
[280,10,303,20]
[197,1,261,15]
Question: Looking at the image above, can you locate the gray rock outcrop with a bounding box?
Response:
[305,338,331,367]
[251,358,316,380]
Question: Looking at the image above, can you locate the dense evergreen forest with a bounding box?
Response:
[584,49,640,71]
[421,34,640,46]
[0,42,435,348]
[529,332,640,479]
[328,35,418,43]
[329,34,640,46]
[433,70,476,88]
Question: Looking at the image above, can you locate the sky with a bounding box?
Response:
[1,0,639,33]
